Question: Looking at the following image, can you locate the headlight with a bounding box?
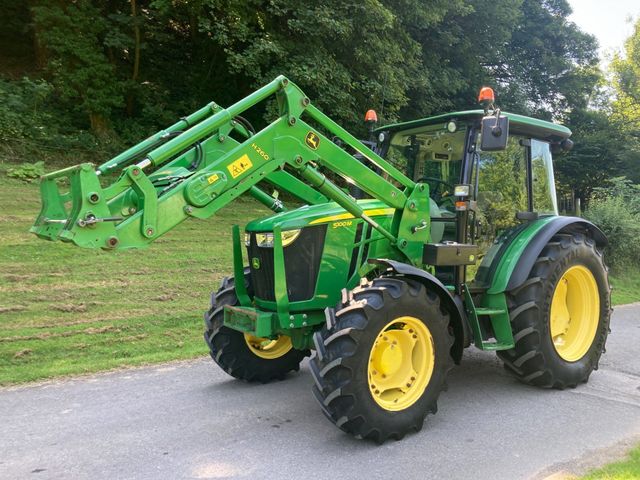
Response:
[454,184,470,197]
[253,229,301,248]
[244,233,251,246]
[281,229,301,247]
[255,232,274,248]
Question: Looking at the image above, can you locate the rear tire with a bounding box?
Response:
[498,233,611,388]
[204,271,309,383]
[310,277,454,443]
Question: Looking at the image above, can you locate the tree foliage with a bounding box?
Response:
[555,107,636,201]
[553,15,640,202]
[611,17,640,153]
[1,1,603,134]
[0,0,637,203]
[496,0,600,117]
[584,177,640,270]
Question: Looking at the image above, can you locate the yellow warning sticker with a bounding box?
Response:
[227,154,253,179]
[207,173,219,184]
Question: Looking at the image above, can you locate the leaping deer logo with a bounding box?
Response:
[305,131,320,150]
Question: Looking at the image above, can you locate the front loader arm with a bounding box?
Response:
[31,76,430,264]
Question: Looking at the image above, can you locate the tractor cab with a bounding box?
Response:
[378,109,572,284]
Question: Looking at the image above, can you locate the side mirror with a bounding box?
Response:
[480,115,509,151]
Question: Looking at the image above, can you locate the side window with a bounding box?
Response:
[468,135,528,283]
[474,135,528,239]
[531,140,558,215]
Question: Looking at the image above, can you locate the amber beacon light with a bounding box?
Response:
[478,87,495,104]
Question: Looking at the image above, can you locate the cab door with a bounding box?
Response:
[468,134,530,284]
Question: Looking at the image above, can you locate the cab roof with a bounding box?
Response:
[379,110,571,142]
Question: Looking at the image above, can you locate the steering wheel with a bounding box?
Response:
[416,176,454,202]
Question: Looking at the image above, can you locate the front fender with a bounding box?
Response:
[480,216,607,295]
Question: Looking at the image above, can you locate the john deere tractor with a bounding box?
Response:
[31,77,611,442]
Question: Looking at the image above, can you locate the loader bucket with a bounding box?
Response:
[30,163,119,249]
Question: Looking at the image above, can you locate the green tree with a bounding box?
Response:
[611,17,640,146]
[556,16,640,203]
[29,2,133,135]
[398,0,600,120]
[555,107,634,203]
[0,0,607,163]
[401,0,522,117]
[496,0,600,117]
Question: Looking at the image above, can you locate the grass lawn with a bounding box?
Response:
[611,271,640,307]
[1,170,639,385]
[580,445,640,479]
[0,173,270,385]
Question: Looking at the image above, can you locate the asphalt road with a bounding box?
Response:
[2,304,639,480]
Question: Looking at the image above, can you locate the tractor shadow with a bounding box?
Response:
[198,348,557,451]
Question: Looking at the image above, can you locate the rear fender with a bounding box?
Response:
[369,258,469,364]
[483,216,607,295]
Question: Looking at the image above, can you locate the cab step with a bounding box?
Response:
[463,286,515,351]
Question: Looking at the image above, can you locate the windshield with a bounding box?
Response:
[387,125,466,209]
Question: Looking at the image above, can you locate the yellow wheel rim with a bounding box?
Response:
[243,333,293,360]
[550,265,600,362]
[367,316,435,412]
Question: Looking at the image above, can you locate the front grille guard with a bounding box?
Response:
[231,224,290,323]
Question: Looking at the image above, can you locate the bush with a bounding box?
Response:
[583,187,640,271]
[0,77,54,141]
[6,161,46,182]
[0,77,126,168]
[590,177,640,213]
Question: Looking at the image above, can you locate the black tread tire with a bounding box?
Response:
[497,233,612,388]
[309,276,454,443]
[203,270,309,383]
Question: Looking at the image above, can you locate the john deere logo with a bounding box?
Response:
[251,257,261,270]
[305,131,320,150]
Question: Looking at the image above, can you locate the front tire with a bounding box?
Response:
[498,233,611,388]
[204,272,309,383]
[310,277,454,443]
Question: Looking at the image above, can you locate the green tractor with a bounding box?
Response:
[31,77,611,442]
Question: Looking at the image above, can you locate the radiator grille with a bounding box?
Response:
[247,225,327,302]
